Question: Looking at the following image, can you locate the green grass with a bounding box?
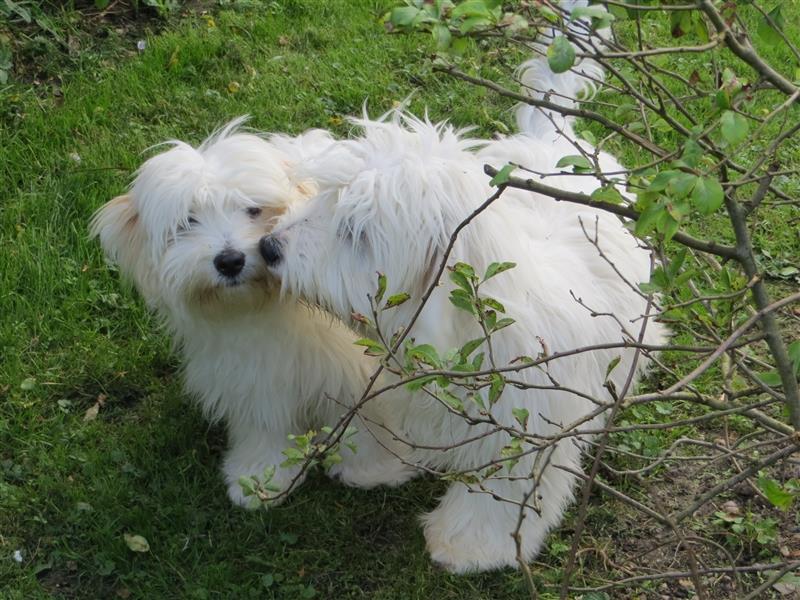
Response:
[2,1,799,598]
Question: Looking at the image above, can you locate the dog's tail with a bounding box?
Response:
[515,1,611,137]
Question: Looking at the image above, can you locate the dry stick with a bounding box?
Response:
[700,0,800,98]
[559,279,656,599]
[722,192,800,430]
[578,38,720,60]
[483,165,739,260]
[740,560,800,600]
[555,464,670,526]
[643,390,793,436]
[650,492,708,600]
[657,291,800,416]
[561,560,798,594]
[436,65,668,158]
[750,1,800,64]
[671,441,800,523]
[602,0,699,11]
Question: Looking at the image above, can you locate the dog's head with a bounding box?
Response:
[259,114,488,325]
[91,119,325,315]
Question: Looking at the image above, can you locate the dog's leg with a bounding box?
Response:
[422,442,580,573]
[223,418,305,509]
[327,412,419,488]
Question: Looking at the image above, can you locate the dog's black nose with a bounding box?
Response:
[213,249,246,277]
[259,235,283,266]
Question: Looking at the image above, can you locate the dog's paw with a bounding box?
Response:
[226,480,263,510]
[422,508,519,574]
[330,456,418,489]
[222,459,302,510]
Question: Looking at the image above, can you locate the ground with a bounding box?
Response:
[1,1,798,598]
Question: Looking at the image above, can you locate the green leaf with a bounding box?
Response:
[238,476,256,496]
[354,338,387,357]
[571,6,613,21]
[484,261,516,281]
[539,5,558,22]
[582,593,611,600]
[281,447,305,465]
[460,337,485,360]
[451,0,493,19]
[375,272,387,303]
[482,297,505,313]
[680,139,703,168]
[406,374,438,392]
[605,356,621,379]
[590,185,624,204]
[452,262,476,280]
[489,164,515,186]
[459,15,491,34]
[691,177,724,215]
[634,203,664,237]
[647,170,680,193]
[390,6,423,27]
[384,292,410,309]
[720,110,749,146]
[492,317,515,332]
[449,269,472,293]
[715,89,731,110]
[758,370,782,386]
[511,407,529,429]
[407,344,441,368]
[788,340,800,375]
[450,37,469,55]
[614,102,637,120]
[547,36,575,74]
[436,389,465,412]
[757,476,794,510]
[661,213,680,241]
[578,129,596,145]
[694,14,709,42]
[488,373,505,404]
[555,155,592,172]
[261,464,276,482]
[667,173,697,200]
[450,291,476,314]
[757,6,784,47]
[123,534,150,553]
[433,23,451,50]
[468,392,486,410]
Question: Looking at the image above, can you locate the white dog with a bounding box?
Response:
[258,51,668,572]
[91,121,413,507]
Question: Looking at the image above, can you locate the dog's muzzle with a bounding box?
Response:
[259,235,283,267]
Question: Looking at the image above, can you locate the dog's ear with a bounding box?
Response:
[90,194,159,302]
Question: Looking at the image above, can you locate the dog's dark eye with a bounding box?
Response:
[177,216,198,233]
[246,207,262,218]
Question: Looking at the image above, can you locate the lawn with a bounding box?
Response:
[2,1,798,598]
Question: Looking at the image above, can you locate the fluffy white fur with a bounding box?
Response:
[91,121,414,507]
[261,20,668,570]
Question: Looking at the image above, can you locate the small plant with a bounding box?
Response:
[712,508,779,550]
[140,0,182,19]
